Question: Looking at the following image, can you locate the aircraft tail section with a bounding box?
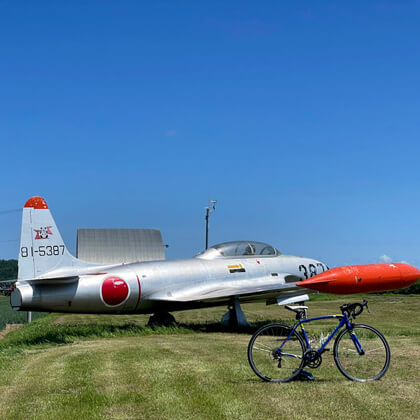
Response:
[18,196,89,279]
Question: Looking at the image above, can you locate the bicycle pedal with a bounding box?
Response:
[320,348,330,355]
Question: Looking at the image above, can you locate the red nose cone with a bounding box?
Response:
[101,276,129,306]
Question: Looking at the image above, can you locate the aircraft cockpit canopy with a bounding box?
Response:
[196,241,281,259]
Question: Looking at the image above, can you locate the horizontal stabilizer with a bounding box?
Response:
[2,276,79,285]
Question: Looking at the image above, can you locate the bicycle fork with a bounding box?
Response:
[346,322,365,356]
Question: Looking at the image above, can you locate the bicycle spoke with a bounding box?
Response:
[253,346,273,353]
[255,342,274,351]
[363,347,385,354]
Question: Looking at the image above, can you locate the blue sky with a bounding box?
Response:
[1,1,420,267]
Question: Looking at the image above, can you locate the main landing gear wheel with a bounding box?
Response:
[248,323,305,382]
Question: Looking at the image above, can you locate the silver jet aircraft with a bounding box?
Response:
[11,197,329,326]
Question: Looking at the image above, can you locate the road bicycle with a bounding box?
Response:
[248,300,390,382]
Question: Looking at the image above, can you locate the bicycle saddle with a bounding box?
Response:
[285,305,308,313]
[285,305,308,320]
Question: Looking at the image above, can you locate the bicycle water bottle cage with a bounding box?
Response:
[285,305,308,320]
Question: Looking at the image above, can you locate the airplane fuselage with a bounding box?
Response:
[12,254,328,314]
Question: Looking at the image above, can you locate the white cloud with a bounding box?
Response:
[379,254,392,263]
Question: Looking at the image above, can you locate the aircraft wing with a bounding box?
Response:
[146,274,299,302]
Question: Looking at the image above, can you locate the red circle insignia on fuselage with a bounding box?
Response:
[101,276,129,306]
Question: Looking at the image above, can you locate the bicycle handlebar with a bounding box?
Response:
[340,300,370,319]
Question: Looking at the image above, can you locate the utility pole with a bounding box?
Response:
[205,200,217,249]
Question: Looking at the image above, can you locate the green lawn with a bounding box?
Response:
[0,296,418,419]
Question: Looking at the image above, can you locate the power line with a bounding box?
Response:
[0,208,20,215]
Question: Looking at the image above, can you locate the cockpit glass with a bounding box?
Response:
[196,241,280,259]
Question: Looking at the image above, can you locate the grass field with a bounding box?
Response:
[0,295,418,419]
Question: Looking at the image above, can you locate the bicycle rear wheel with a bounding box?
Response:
[334,324,390,382]
[248,323,305,382]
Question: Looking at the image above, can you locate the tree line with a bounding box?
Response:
[0,259,17,281]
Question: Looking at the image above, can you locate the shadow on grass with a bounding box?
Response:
[177,319,290,334]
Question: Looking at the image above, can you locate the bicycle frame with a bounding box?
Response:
[279,312,365,356]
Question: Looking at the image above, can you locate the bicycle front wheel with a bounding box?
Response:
[248,323,305,382]
[334,324,390,382]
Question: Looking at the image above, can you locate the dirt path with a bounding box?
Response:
[0,323,22,339]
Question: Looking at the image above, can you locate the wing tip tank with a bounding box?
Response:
[297,263,420,294]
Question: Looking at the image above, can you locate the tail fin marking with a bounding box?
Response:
[18,196,87,279]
